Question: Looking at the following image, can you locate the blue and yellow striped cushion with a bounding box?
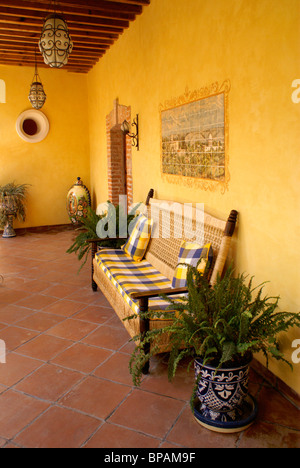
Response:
[172,241,213,288]
[95,248,183,315]
[122,214,153,262]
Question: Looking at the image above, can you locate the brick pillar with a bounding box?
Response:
[106,99,133,208]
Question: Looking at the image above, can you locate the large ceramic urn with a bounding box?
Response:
[67,177,91,225]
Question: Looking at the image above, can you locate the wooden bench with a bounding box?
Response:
[90,189,238,372]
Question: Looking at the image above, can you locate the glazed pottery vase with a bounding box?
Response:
[67,177,91,225]
[193,357,257,433]
[0,196,17,238]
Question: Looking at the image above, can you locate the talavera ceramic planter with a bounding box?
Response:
[193,357,257,433]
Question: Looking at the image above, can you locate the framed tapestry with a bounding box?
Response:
[160,80,230,193]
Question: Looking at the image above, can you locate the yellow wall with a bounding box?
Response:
[0,65,90,227]
[0,0,298,394]
[87,0,300,393]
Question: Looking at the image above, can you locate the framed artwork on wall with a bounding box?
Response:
[160,80,230,193]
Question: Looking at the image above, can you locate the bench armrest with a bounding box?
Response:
[131,287,187,300]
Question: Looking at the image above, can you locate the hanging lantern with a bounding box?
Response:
[28,57,46,110]
[39,13,73,68]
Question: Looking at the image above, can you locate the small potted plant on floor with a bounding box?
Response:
[128,264,300,433]
[0,182,30,238]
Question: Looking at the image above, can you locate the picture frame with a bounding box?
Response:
[160,80,230,193]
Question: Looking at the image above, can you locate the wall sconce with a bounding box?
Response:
[121,114,139,150]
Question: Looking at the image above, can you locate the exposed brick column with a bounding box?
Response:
[106,99,133,208]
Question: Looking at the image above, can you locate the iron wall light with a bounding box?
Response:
[39,5,73,68]
[121,115,139,150]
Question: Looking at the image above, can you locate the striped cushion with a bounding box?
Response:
[122,214,153,262]
[95,248,183,315]
[172,241,213,288]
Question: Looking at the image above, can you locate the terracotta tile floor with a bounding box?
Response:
[0,228,299,449]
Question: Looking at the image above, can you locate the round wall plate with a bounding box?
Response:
[16,109,49,143]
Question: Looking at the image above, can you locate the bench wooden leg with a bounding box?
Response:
[91,241,98,292]
[139,297,150,374]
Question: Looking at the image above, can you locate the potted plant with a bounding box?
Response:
[67,201,140,272]
[0,182,30,238]
[128,264,300,433]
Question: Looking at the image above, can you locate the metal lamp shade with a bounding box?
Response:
[28,81,47,109]
[39,14,73,68]
[121,120,130,134]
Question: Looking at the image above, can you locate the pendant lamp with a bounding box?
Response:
[39,9,73,68]
[28,51,46,110]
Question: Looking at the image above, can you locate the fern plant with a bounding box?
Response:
[129,264,300,387]
[67,202,139,271]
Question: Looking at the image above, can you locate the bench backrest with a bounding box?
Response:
[144,197,237,285]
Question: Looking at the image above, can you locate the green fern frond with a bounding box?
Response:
[126,262,300,387]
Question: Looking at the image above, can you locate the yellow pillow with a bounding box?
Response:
[122,214,153,261]
[172,241,213,288]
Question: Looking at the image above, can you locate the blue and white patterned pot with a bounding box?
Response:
[194,357,251,423]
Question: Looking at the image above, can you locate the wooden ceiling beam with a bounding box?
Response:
[0,31,114,46]
[0,23,120,40]
[0,57,92,70]
[0,42,105,56]
[0,1,144,16]
[0,10,130,30]
[104,0,149,4]
[0,19,121,37]
[55,0,150,6]
[39,0,148,12]
[0,5,136,22]
[0,51,102,62]
[0,49,103,62]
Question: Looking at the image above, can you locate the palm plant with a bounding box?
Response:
[67,201,139,272]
